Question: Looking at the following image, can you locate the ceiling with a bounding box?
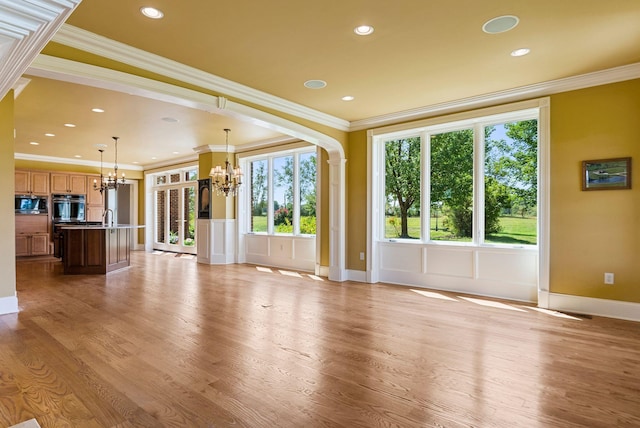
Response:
[13,0,640,169]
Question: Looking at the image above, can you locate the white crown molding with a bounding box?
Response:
[52,24,350,132]
[351,62,640,131]
[14,152,144,171]
[0,0,80,100]
[142,154,199,171]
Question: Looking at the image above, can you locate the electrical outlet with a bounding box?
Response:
[604,272,614,284]
[359,252,365,261]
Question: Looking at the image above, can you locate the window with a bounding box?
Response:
[378,110,539,247]
[247,148,317,236]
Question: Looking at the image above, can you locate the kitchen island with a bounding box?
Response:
[60,224,144,275]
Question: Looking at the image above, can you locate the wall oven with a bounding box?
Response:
[52,194,86,222]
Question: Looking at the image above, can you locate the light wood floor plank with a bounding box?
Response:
[1,252,639,427]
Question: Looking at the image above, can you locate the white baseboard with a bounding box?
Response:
[347,269,367,282]
[543,291,640,322]
[0,295,18,315]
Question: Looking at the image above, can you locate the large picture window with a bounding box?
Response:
[247,148,317,236]
[379,110,538,247]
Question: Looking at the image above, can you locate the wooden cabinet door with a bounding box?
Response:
[86,206,104,222]
[31,234,50,255]
[86,177,104,206]
[15,171,30,194]
[69,175,87,194]
[50,173,69,193]
[15,235,29,256]
[30,171,50,194]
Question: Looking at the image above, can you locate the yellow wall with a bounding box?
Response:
[0,91,16,300]
[550,79,640,303]
[346,130,368,271]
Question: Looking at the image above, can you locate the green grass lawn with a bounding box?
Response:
[385,215,537,244]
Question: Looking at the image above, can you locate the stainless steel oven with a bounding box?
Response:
[52,194,86,222]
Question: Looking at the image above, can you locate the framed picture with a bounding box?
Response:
[582,157,631,191]
[198,178,211,218]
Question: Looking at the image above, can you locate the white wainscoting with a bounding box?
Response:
[377,242,538,302]
[197,219,236,265]
[244,234,316,272]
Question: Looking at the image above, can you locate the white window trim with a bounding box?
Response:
[367,98,550,296]
[240,146,318,237]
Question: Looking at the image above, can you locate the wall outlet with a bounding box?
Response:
[359,252,365,261]
[604,272,614,284]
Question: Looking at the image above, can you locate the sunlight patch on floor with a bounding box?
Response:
[256,267,273,273]
[411,289,457,301]
[307,274,324,281]
[459,296,527,312]
[279,270,303,278]
[529,307,583,320]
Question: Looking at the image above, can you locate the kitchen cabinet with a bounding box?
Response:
[15,170,50,195]
[50,173,87,194]
[15,215,50,256]
[86,175,105,222]
[16,233,50,256]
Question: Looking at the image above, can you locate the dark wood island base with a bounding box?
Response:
[61,225,142,274]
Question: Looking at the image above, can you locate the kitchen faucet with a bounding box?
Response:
[102,209,114,227]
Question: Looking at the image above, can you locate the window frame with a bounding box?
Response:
[374,106,541,249]
[243,146,318,237]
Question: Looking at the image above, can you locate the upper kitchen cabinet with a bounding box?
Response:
[50,173,87,194]
[15,170,49,195]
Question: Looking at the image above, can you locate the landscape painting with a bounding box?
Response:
[582,157,631,191]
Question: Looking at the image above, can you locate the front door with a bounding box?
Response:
[153,184,196,254]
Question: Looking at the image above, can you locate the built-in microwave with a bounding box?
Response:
[15,195,48,215]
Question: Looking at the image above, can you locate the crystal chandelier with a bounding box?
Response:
[93,136,126,193]
[210,128,243,196]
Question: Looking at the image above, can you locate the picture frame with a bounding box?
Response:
[198,178,211,218]
[582,157,631,191]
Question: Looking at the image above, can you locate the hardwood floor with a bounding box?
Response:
[2,252,639,427]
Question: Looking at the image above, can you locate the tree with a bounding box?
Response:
[299,153,316,216]
[251,161,268,216]
[385,137,421,238]
[274,156,294,209]
[430,129,474,237]
[485,120,538,218]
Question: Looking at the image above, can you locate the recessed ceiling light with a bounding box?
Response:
[45,133,55,137]
[511,48,530,57]
[91,108,105,113]
[304,80,327,89]
[74,155,82,158]
[141,6,163,19]
[354,25,374,36]
[64,123,76,128]
[30,142,39,145]
[151,157,157,160]
[342,96,355,101]
[95,143,107,148]
[133,161,140,164]
[172,151,179,154]
[162,117,179,123]
[482,15,519,34]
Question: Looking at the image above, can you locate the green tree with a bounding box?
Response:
[274,156,294,209]
[430,129,474,237]
[385,137,421,238]
[299,152,316,216]
[251,160,267,216]
[486,120,538,218]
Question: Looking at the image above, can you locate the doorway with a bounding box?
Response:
[151,168,198,255]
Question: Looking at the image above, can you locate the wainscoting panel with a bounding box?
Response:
[244,234,316,272]
[476,249,537,286]
[425,247,474,278]
[377,241,538,302]
[379,243,422,272]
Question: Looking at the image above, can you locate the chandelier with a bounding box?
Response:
[210,128,243,196]
[93,136,126,193]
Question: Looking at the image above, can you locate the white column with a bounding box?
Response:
[328,158,347,282]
